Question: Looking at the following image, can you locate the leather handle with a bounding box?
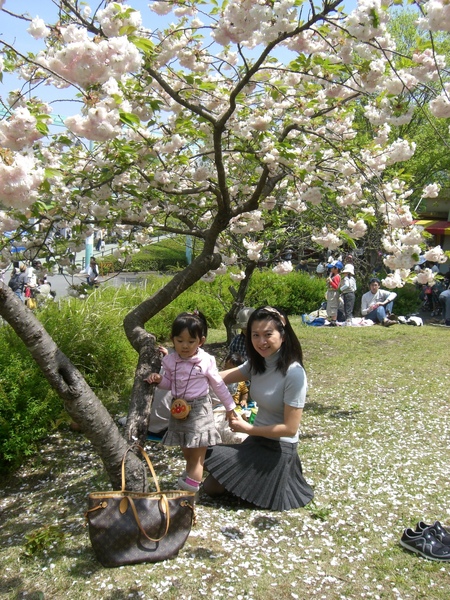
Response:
[127,494,171,542]
[121,444,161,493]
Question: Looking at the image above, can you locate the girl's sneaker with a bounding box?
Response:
[178,475,200,493]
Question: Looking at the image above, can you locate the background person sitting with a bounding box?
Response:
[229,307,255,359]
[86,257,99,286]
[361,278,397,327]
[224,352,249,409]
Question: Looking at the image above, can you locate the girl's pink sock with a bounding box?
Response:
[185,476,200,488]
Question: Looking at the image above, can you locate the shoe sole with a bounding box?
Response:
[400,540,450,561]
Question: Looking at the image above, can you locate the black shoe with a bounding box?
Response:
[400,527,450,561]
[415,521,450,546]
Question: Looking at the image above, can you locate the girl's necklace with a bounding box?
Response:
[174,361,196,399]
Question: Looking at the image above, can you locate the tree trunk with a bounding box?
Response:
[224,261,257,345]
[0,284,146,490]
[0,250,222,490]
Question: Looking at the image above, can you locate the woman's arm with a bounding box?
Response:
[230,405,303,438]
[220,365,247,385]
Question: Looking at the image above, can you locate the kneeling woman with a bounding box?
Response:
[203,306,314,511]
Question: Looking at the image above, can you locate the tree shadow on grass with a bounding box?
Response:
[305,401,363,420]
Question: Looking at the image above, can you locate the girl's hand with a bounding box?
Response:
[226,409,238,422]
[228,411,251,434]
[158,345,168,356]
[145,373,162,384]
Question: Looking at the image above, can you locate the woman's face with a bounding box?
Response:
[250,318,283,358]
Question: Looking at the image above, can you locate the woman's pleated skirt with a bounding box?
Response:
[204,436,314,511]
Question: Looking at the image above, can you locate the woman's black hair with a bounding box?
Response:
[246,306,304,375]
[171,310,208,340]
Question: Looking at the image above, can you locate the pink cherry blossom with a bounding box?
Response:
[272,261,294,275]
[27,17,50,39]
[421,183,440,198]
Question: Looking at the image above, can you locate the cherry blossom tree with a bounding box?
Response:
[0,0,449,487]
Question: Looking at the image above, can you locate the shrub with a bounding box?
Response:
[245,270,327,315]
[0,285,149,475]
[393,283,421,315]
[40,288,140,409]
[145,275,233,341]
[0,331,61,474]
[98,237,190,274]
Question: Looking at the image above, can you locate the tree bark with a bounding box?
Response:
[0,249,222,490]
[0,284,146,490]
[224,261,257,345]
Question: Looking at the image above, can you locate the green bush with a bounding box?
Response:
[0,331,61,474]
[40,288,140,408]
[99,236,190,274]
[0,285,151,475]
[245,270,327,315]
[392,283,421,315]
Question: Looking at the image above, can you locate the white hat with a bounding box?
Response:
[341,264,354,275]
[234,307,255,330]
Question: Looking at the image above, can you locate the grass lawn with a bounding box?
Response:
[1,322,449,599]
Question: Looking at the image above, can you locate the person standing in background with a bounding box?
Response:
[339,264,357,325]
[326,261,342,326]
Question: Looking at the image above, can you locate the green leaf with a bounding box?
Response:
[119,111,141,127]
[130,36,155,55]
[35,122,49,135]
[44,168,61,178]
[119,25,137,36]
[56,136,73,146]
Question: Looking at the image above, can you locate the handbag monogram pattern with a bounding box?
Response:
[85,445,196,567]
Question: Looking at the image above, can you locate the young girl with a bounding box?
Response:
[326,261,342,326]
[145,311,236,493]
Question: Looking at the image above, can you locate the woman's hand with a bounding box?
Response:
[144,373,162,384]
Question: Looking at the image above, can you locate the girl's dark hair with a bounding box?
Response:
[224,352,245,367]
[171,310,208,340]
[246,306,304,375]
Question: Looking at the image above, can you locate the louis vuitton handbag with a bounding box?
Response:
[85,445,196,567]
